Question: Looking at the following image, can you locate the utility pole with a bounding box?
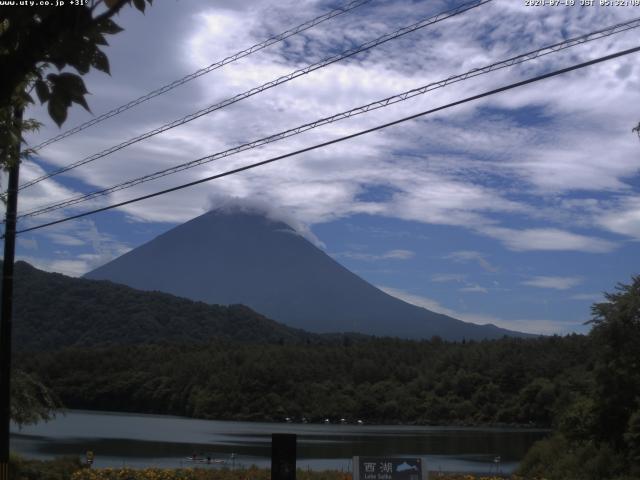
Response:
[0,106,23,480]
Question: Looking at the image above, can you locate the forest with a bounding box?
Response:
[10,261,640,479]
[17,334,590,427]
[8,261,320,351]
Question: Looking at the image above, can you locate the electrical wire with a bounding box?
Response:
[13,45,640,236]
[30,0,375,152]
[18,0,492,191]
[18,16,640,219]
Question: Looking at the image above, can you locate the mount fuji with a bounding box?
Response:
[85,209,528,340]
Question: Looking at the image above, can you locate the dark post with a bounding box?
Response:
[271,433,296,480]
[0,106,22,480]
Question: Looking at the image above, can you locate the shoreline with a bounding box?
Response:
[46,408,553,432]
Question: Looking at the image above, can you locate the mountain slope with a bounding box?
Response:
[10,261,316,351]
[85,209,528,340]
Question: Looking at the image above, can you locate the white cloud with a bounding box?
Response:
[522,276,583,290]
[431,274,489,293]
[335,248,415,262]
[15,219,131,276]
[16,255,88,278]
[14,0,640,283]
[207,195,327,249]
[45,233,86,247]
[379,285,586,335]
[479,226,617,253]
[570,293,604,302]
[444,250,498,272]
[1,0,635,350]
[597,196,640,240]
[17,237,38,250]
[345,223,429,240]
[460,284,488,293]
[379,286,456,317]
[431,273,466,283]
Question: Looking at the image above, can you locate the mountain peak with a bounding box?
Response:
[85,209,529,340]
[206,198,326,249]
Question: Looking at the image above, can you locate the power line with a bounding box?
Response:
[18,17,640,220]
[18,0,492,192]
[29,0,375,152]
[13,45,640,237]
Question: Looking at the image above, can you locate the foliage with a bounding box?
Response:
[10,369,62,427]
[18,333,591,426]
[9,261,319,351]
[518,276,640,479]
[9,454,84,480]
[71,467,221,480]
[0,0,152,170]
[556,396,596,443]
[0,0,152,121]
[588,276,640,448]
[0,96,41,173]
[69,467,525,480]
[11,263,640,476]
[624,409,640,476]
[517,433,626,480]
[5,457,532,480]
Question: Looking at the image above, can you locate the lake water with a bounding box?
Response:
[11,410,548,474]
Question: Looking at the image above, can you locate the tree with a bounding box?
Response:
[589,276,640,449]
[0,0,153,440]
[625,409,640,476]
[518,277,640,479]
[10,370,61,427]
[0,0,153,168]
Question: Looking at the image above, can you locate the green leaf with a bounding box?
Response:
[92,50,110,75]
[72,94,91,113]
[11,370,62,427]
[21,118,42,133]
[94,33,109,47]
[34,80,50,104]
[50,73,91,113]
[63,41,93,75]
[20,90,33,105]
[47,97,67,127]
[99,18,124,35]
[69,87,91,112]
[74,58,91,75]
[56,73,88,95]
[132,0,146,12]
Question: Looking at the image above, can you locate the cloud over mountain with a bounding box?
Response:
[85,209,530,340]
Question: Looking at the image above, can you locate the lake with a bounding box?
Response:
[11,410,548,474]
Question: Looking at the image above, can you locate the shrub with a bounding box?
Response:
[517,433,626,480]
[9,454,85,480]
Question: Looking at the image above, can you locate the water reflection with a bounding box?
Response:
[11,410,548,473]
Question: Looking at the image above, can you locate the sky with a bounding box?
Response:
[5,0,640,335]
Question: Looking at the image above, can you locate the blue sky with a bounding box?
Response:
[5,0,640,335]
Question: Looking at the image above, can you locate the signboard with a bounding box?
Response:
[353,457,427,480]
